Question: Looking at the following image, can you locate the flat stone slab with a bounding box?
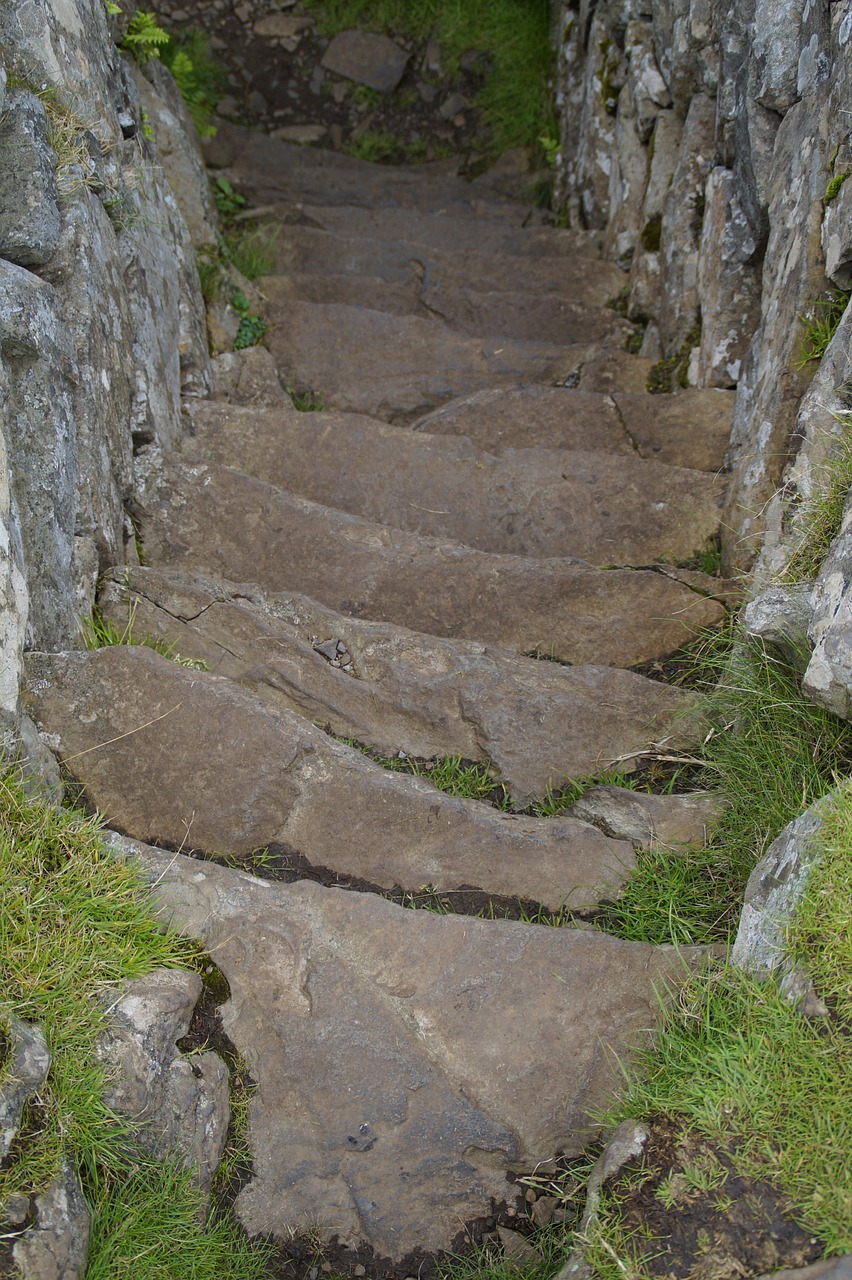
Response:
[418,281,629,345]
[137,457,725,667]
[183,400,724,564]
[321,30,410,93]
[24,646,635,909]
[264,300,584,418]
[100,565,705,803]
[268,222,620,301]
[259,269,420,316]
[614,389,735,471]
[414,386,633,453]
[111,837,707,1259]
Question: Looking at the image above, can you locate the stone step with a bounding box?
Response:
[24,646,635,910]
[204,123,568,224]
[262,300,585,418]
[265,222,622,299]
[110,837,708,1260]
[137,456,725,667]
[290,201,606,261]
[182,400,724,564]
[100,565,706,804]
[414,385,734,473]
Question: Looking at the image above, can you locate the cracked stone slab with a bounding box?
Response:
[567,786,725,851]
[137,457,725,668]
[412,386,633,455]
[23,646,637,910]
[612,390,735,473]
[100,565,706,804]
[109,837,708,1261]
[263,300,581,418]
[182,400,723,565]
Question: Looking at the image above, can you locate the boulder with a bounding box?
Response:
[0,90,61,267]
[321,30,410,94]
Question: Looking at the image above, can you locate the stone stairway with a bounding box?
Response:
[22,128,737,1267]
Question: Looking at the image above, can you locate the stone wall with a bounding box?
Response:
[0,0,211,732]
[553,0,852,574]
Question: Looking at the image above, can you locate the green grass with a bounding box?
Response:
[0,768,271,1276]
[345,129,400,162]
[82,603,208,670]
[795,292,851,370]
[781,415,852,582]
[302,0,555,157]
[224,224,280,281]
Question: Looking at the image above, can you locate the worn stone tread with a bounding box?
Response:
[183,400,724,564]
[137,456,725,667]
[24,647,636,909]
[111,838,708,1259]
[263,299,587,418]
[100,565,706,803]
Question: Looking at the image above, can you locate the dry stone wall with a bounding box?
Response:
[0,0,211,735]
[553,0,852,573]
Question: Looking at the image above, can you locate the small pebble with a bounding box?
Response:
[354,1267,366,1277]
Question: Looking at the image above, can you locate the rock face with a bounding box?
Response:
[552,0,852,572]
[112,837,706,1261]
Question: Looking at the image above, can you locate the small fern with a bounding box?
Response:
[120,11,170,63]
[161,30,225,138]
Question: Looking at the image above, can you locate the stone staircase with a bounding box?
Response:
[22,128,737,1267]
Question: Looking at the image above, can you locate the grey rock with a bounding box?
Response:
[133,60,219,250]
[136,456,725,667]
[96,969,229,1188]
[752,0,806,113]
[254,13,314,39]
[182,400,724,565]
[109,838,707,1259]
[321,31,410,93]
[601,83,649,262]
[0,90,61,266]
[722,95,830,572]
[0,1017,50,1159]
[210,346,291,406]
[743,585,814,669]
[625,20,672,143]
[100,564,706,805]
[555,1120,650,1280]
[803,492,852,717]
[696,167,762,388]
[24,645,639,910]
[10,1161,90,1280]
[731,798,829,976]
[9,712,65,808]
[657,93,716,357]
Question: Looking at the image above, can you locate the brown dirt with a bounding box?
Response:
[597,1115,824,1280]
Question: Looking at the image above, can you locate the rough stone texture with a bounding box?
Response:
[264,300,578,420]
[657,93,716,357]
[743,585,814,670]
[613,389,734,471]
[137,456,725,667]
[9,1161,90,1280]
[182,400,724,565]
[696,167,762,388]
[133,59,219,250]
[625,21,672,143]
[24,646,638,910]
[418,283,629,347]
[210,345,291,406]
[568,787,724,851]
[100,565,706,804]
[110,837,706,1259]
[413,387,633,455]
[96,968,229,1189]
[721,97,829,571]
[602,83,649,263]
[0,90,61,267]
[0,1017,50,1159]
[803,497,852,717]
[756,1259,852,1280]
[321,30,410,93]
[731,799,828,977]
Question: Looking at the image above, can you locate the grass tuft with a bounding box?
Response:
[795,292,850,370]
[82,602,209,670]
[302,0,555,157]
[780,415,852,583]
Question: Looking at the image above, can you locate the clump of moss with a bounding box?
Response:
[647,322,702,393]
[640,214,662,253]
